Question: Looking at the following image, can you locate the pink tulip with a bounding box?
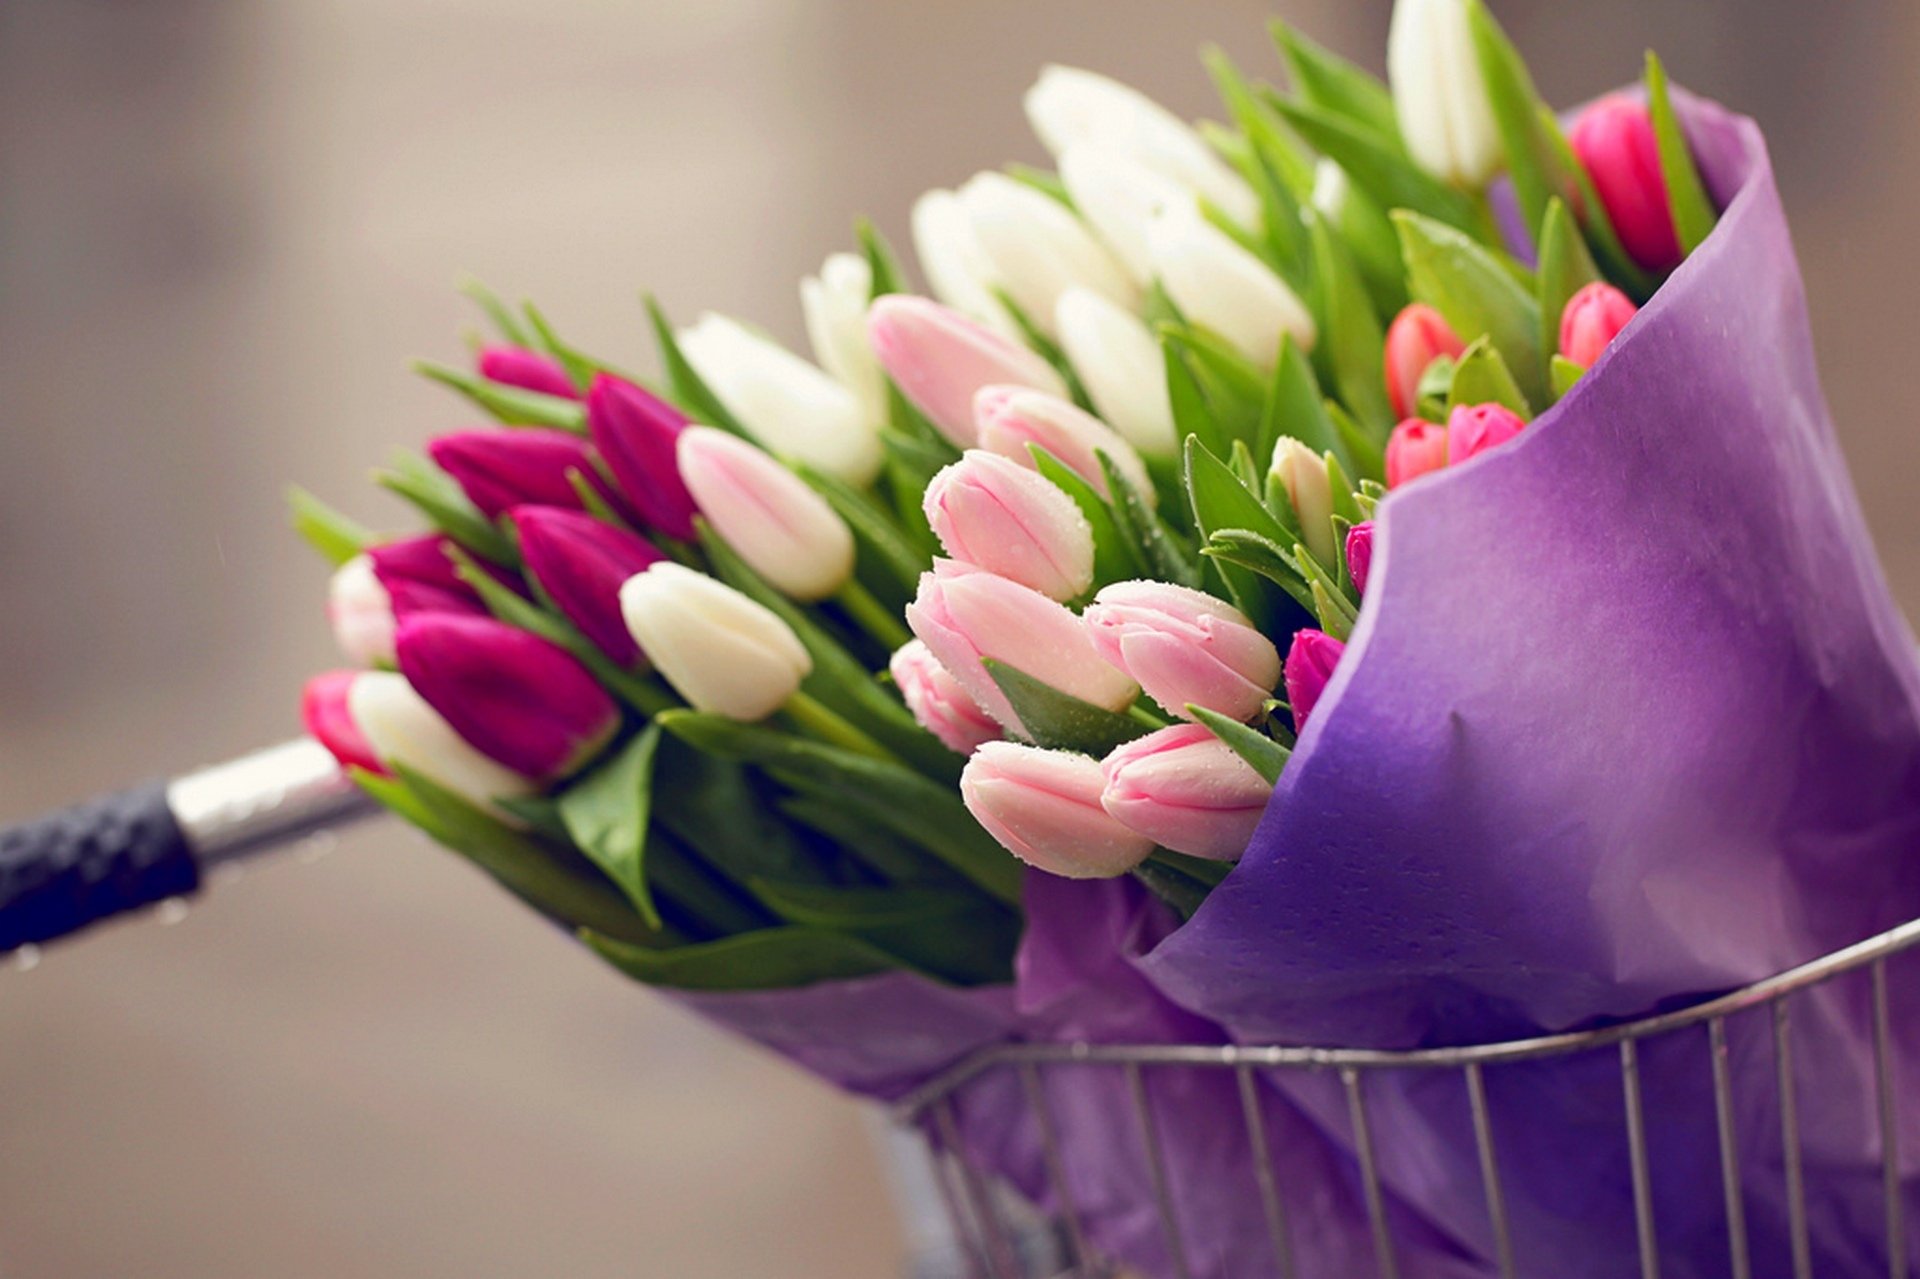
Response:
[676,426,855,601]
[1284,628,1346,732]
[1446,402,1526,466]
[905,560,1138,737]
[301,670,386,776]
[477,346,579,400]
[1385,418,1450,489]
[510,506,665,667]
[1083,580,1280,723]
[924,451,1095,602]
[973,386,1154,504]
[1569,96,1683,274]
[866,296,1069,448]
[428,428,624,521]
[586,374,699,540]
[1099,723,1271,860]
[1345,521,1375,596]
[1558,282,1639,369]
[890,639,1002,755]
[961,742,1154,878]
[1383,303,1465,420]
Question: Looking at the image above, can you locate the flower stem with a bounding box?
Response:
[783,690,896,763]
[1126,702,1170,730]
[834,578,912,650]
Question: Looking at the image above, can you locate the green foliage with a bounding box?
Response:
[1644,52,1719,255]
[288,486,374,567]
[983,659,1148,756]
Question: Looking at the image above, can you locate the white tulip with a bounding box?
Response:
[348,671,534,818]
[619,563,813,722]
[1387,0,1502,187]
[676,313,883,486]
[1147,203,1316,367]
[911,188,1019,337]
[1057,145,1192,284]
[675,427,855,602]
[1269,438,1338,569]
[1053,288,1177,459]
[1023,64,1259,228]
[327,554,395,666]
[956,172,1137,336]
[800,252,886,425]
[1311,158,1350,222]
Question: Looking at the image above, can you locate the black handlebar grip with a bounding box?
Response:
[0,781,200,952]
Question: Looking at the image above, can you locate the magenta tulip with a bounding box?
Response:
[1446,402,1526,467]
[961,741,1154,877]
[890,639,1002,756]
[510,506,665,667]
[1346,521,1375,596]
[1084,581,1281,723]
[477,345,579,400]
[1558,282,1639,369]
[1099,723,1271,860]
[1569,96,1684,274]
[428,428,622,521]
[585,374,699,540]
[1284,628,1346,732]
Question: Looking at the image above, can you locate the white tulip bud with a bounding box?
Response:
[1057,145,1191,284]
[1053,288,1177,459]
[619,563,813,722]
[910,188,1019,337]
[327,554,396,666]
[348,671,535,818]
[675,427,855,602]
[1387,0,1502,187]
[676,314,883,487]
[800,252,886,425]
[1147,203,1316,368]
[956,172,1137,336]
[1269,438,1338,569]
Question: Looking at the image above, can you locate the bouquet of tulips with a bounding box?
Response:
[293,0,1920,1274]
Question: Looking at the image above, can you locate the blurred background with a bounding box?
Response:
[2,1,1916,1274]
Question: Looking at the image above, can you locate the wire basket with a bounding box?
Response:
[891,918,1920,1279]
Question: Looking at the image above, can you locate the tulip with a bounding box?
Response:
[1346,521,1376,596]
[428,427,620,521]
[302,670,386,776]
[800,252,888,424]
[961,741,1155,878]
[1148,202,1315,367]
[676,426,855,601]
[477,345,578,400]
[911,188,1020,337]
[1057,145,1191,284]
[1054,287,1178,458]
[906,560,1138,737]
[1284,628,1346,731]
[328,555,399,666]
[924,451,1095,602]
[1023,64,1258,229]
[395,614,619,782]
[867,296,1068,449]
[1568,96,1683,274]
[973,386,1155,505]
[367,535,493,619]
[1084,581,1281,723]
[1447,401,1526,466]
[1558,281,1639,369]
[347,670,537,815]
[510,506,665,667]
[1270,439,1338,569]
[676,313,884,486]
[585,374,699,540]
[957,171,1138,335]
[1385,418,1451,488]
[1383,303,1467,420]
[1387,0,1501,187]
[618,562,813,722]
[890,639,1002,756]
[1099,723,1271,860]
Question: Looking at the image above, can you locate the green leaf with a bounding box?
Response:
[1203,528,1315,614]
[1270,19,1401,145]
[1274,98,1483,237]
[1447,337,1532,419]
[1551,354,1587,399]
[1031,446,1146,586]
[375,452,518,567]
[1393,210,1546,406]
[1258,337,1343,470]
[777,795,956,887]
[642,294,749,436]
[798,464,926,597]
[1310,578,1357,642]
[746,881,1018,985]
[1312,162,1408,317]
[856,218,910,297]
[1160,323,1269,456]
[1183,438,1293,633]
[287,486,374,567]
[584,926,901,991]
[1130,851,1233,921]
[557,724,664,927]
[983,659,1148,755]
[1307,216,1392,436]
[1536,113,1659,300]
[1006,163,1073,207]
[1203,49,1313,286]
[881,430,954,554]
[645,831,776,938]
[413,360,587,433]
[1325,399,1385,486]
[519,303,598,394]
[458,277,534,347]
[1465,0,1581,249]
[1644,52,1717,255]
[1189,705,1291,785]
[1534,196,1601,361]
[651,734,829,890]
[1100,453,1201,589]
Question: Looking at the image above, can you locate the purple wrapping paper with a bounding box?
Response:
[1141,92,1920,1276]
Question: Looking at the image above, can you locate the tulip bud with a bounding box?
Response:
[1568,96,1683,274]
[510,506,665,667]
[367,535,494,619]
[1387,0,1501,187]
[1346,521,1376,596]
[1023,65,1258,228]
[1084,581,1281,723]
[1148,202,1316,367]
[924,451,1095,602]
[1284,628,1346,732]
[957,171,1138,336]
[800,252,887,424]
[585,374,699,540]
[328,555,398,666]
[1099,723,1270,860]
[676,426,856,601]
[676,313,884,486]
[302,670,386,775]
[348,670,537,815]
[428,428,621,521]
[890,639,1002,756]
[867,296,1069,449]
[1383,303,1467,420]
[1057,145,1190,283]
[618,562,813,722]
[973,386,1154,505]
[395,614,619,782]
[1385,418,1451,489]
[1558,281,1639,369]
[477,346,578,400]
[1054,287,1178,458]
[1447,402,1526,466]
[911,189,1020,337]
[961,741,1155,878]
[906,560,1138,737]
[1269,439,1338,569]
